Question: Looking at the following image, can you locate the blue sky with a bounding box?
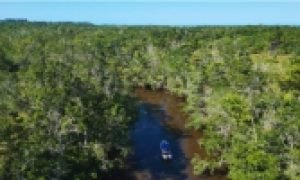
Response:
[1,0,300,2]
[0,1,299,25]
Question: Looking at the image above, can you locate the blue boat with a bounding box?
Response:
[160,140,172,160]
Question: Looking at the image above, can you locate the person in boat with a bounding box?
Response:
[160,140,172,160]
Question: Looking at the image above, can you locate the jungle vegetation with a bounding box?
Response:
[0,20,299,179]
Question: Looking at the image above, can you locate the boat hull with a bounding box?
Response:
[162,153,172,160]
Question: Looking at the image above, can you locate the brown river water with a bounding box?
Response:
[109,88,226,180]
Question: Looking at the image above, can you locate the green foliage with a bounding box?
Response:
[227,138,280,180]
[0,21,299,179]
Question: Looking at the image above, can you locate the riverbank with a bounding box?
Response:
[126,88,225,180]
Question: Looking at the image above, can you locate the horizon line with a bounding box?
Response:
[2,19,300,26]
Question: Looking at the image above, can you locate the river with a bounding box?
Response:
[124,88,225,180]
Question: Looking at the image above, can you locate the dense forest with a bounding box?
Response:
[0,20,299,179]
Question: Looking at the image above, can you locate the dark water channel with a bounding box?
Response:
[124,89,225,180]
[130,103,186,179]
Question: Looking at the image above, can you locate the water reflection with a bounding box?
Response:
[123,88,225,180]
[130,103,187,180]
